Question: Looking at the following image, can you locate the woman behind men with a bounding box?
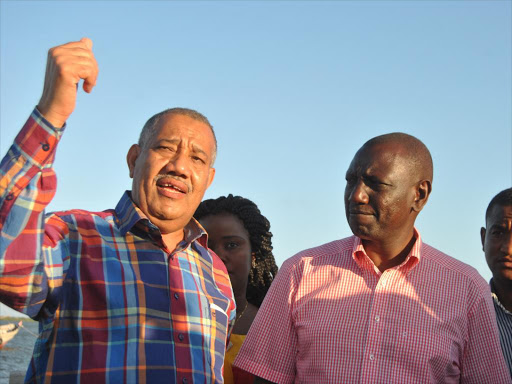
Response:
[195,195,278,384]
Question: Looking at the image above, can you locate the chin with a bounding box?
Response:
[496,270,512,283]
[349,224,370,238]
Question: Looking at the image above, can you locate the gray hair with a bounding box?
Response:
[138,108,217,164]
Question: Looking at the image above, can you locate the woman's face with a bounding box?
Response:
[200,213,253,294]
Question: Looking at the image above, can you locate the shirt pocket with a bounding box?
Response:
[209,301,229,350]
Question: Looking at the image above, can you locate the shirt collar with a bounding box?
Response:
[490,279,512,316]
[351,228,422,275]
[115,191,208,248]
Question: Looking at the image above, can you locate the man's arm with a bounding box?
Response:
[0,38,98,317]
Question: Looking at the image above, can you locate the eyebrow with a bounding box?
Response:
[490,222,509,230]
[221,235,246,240]
[155,138,179,146]
[363,172,393,186]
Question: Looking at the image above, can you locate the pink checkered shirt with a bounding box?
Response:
[234,232,511,383]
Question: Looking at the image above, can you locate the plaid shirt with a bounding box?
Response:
[234,233,512,383]
[0,109,236,383]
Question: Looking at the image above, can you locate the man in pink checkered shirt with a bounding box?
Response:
[234,133,511,383]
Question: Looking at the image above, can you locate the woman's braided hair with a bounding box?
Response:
[195,195,278,307]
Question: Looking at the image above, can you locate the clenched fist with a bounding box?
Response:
[37,37,99,128]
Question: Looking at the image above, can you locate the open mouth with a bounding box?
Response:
[156,177,188,197]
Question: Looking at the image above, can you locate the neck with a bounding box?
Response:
[233,285,248,314]
[493,279,512,312]
[161,230,185,253]
[362,230,416,272]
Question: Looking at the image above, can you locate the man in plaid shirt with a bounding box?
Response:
[235,133,511,383]
[0,38,235,383]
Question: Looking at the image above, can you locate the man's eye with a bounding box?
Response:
[491,229,504,237]
[157,146,175,152]
[363,177,385,190]
[192,156,206,164]
[364,176,378,185]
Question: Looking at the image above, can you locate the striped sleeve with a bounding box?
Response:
[493,300,512,377]
[0,109,66,318]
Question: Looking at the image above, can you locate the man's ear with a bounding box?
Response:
[127,144,141,178]
[412,180,432,213]
[480,227,486,251]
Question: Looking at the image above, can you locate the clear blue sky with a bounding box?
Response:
[1,1,511,317]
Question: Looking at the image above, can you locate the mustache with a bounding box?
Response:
[154,174,192,193]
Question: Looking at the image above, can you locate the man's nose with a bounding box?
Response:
[501,231,512,256]
[163,151,190,178]
[348,180,369,204]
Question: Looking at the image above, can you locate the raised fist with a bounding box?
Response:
[37,37,99,128]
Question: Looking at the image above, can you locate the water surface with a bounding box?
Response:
[0,320,37,384]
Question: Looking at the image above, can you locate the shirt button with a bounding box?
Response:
[178,333,184,341]
[174,293,179,300]
[42,143,50,151]
[375,315,380,322]
[369,353,375,361]
[182,378,188,384]
[5,193,14,201]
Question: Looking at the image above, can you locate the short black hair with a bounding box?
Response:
[485,188,512,223]
[195,195,278,307]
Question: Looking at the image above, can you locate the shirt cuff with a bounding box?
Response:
[13,108,65,168]
[33,106,67,133]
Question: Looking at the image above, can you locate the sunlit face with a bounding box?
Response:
[344,142,418,242]
[127,114,216,234]
[199,213,252,296]
[482,204,512,284]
